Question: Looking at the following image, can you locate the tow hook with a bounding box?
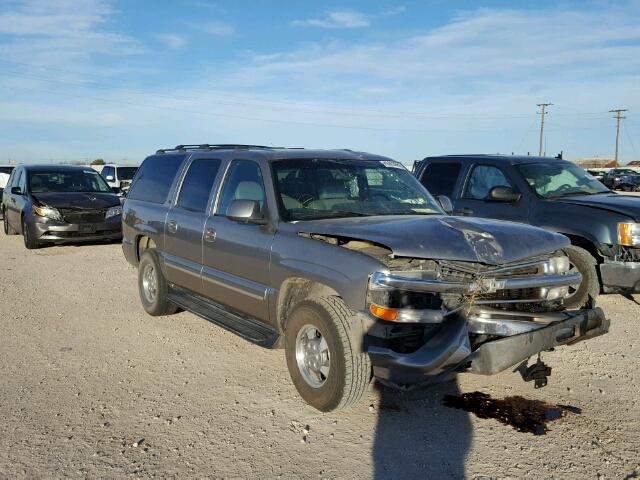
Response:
[517,354,552,389]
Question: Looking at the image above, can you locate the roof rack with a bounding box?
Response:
[156,144,275,154]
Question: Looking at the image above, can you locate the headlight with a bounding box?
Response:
[544,255,571,275]
[34,206,62,221]
[105,205,122,219]
[541,286,570,300]
[618,222,640,246]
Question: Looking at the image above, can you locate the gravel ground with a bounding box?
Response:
[0,236,639,479]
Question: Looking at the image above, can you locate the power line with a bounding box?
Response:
[537,103,553,156]
[609,108,627,165]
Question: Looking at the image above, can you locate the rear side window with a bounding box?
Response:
[419,162,462,197]
[176,158,222,213]
[128,154,186,204]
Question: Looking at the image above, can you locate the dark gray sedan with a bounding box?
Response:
[2,165,122,249]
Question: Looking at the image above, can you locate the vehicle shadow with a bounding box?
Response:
[372,379,472,479]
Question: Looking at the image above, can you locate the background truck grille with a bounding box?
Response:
[60,210,106,224]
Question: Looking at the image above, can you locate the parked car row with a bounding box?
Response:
[7,146,639,411]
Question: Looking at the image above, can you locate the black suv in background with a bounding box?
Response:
[414,155,640,305]
[2,165,122,249]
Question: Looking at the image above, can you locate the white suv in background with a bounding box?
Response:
[100,165,138,194]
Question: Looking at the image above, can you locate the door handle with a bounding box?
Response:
[167,220,178,234]
[204,228,217,242]
[455,208,473,216]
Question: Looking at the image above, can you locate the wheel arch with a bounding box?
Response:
[276,277,340,333]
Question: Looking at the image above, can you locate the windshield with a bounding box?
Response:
[29,170,113,193]
[118,167,138,181]
[516,162,610,198]
[273,158,442,221]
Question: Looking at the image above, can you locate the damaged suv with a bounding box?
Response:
[122,145,609,411]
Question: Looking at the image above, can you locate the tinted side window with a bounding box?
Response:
[127,154,186,204]
[217,161,265,216]
[419,162,461,197]
[102,166,114,179]
[176,158,222,213]
[464,165,514,199]
[17,170,26,190]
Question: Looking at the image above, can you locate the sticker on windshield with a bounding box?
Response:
[380,160,406,170]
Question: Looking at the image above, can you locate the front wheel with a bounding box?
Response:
[138,250,178,316]
[22,218,40,249]
[562,245,600,309]
[284,296,371,412]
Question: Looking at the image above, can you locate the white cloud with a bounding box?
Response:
[292,10,370,29]
[0,0,142,68]
[155,33,187,49]
[195,21,235,36]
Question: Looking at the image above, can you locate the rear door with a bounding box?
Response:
[201,159,275,322]
[7,169,26,229]
[418,161,463,199]
[163,157,222,295]
[453,163,529,222]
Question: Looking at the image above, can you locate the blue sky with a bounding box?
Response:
[1,0,639,164]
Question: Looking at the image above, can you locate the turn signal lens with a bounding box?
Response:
[369,303,399,321]
[618,222,640,246]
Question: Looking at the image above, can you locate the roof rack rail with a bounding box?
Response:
[156,144,275,154]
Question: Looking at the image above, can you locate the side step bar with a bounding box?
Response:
[167,286,280,348]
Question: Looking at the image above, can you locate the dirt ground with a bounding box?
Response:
[0,235,639,479]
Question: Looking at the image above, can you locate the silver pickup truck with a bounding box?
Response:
[122,144,609,411]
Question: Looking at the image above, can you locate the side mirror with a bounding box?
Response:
[111,186,121,194]
[487,186,521,203]
[227,199,266,224]
[436,195,453,214]
[105,175,115,182]
[11,186,22,195]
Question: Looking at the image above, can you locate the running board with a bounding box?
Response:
[167,286,280,348]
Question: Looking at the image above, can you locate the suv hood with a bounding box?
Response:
[32,192,120,210]
[550,193,640,221]
[297,215,569,265]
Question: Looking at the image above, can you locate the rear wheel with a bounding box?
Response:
[138,250,178,316]
[3,211,17,235]
[562,245,599,309]
[284,296,371,412]
[22,218,40,249]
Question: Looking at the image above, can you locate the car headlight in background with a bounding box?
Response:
[105,205,123,219]
[618,222,640,246]
[34,205,62,221]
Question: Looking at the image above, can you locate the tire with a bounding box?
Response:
[562,245,600,309]
[284,296,371,412]
[22,218,40,249]
[138,250,178,316]
[3,210,17,235]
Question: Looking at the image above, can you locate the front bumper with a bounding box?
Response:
[600,261,640,293]
[31,215,122,243]
[368,307,609,386]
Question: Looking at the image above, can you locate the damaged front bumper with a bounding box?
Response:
[600,260,640,293]
[368,306,609,386]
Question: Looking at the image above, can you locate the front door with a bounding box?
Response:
[163,158,222,295]
[201,160,274,323]
[453,164,529,222]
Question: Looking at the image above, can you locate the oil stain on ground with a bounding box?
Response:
[443,391,581,435]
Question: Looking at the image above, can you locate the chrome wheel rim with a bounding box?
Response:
[142,264,158,303]
[565,261,580,300]
[295,324,330,388]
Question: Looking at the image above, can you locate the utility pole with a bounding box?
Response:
[537,103,553,156]
[609,108,627,165]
